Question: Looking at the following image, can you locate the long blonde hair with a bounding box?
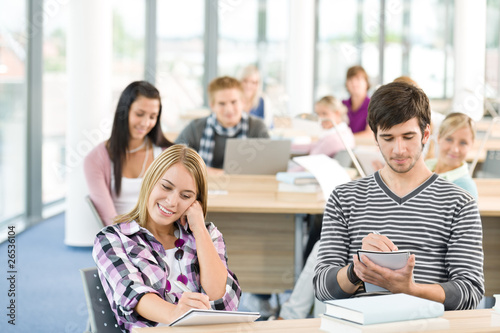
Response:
[114,144,208,227]
[240,65,262,110]
[316,95,348,123]
[438,112,476,141]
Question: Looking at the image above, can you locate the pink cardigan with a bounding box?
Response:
[84,142,116,226]
[84,142,166,226]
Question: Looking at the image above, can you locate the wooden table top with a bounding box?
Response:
[132,309,500,332]
[206,175,500,217]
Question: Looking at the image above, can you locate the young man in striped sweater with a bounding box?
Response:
[313,82,484,310]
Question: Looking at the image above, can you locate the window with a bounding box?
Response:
[218,0,289,118]
[218,0,259,77]
[0,2,27,224]
[316,0,381,99]
[315,0,454,100]
[111,0,145,105]
[486,0,500,105]
[406,0,453,99]
[43,2,68,204]
[157,0,205,132]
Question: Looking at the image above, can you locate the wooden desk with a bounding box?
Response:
[132,309,500,332]
[206,175,324,293]
[475,179,500,217]
[475,179,500,296]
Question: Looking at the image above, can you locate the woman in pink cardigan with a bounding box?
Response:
[84,81,172,225]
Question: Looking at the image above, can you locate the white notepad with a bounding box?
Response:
[357,250,411,292]
[169,309,260,327]
[292,154,352,201]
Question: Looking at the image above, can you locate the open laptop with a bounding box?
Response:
[223,138,291,175]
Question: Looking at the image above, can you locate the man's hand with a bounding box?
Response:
[362,232,398,252]
[353,253,416,294]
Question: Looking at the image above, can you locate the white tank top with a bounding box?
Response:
[111,145,162,215]
[163,229,198,298]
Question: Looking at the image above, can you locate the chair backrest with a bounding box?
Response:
[476,150,500,178]
[86,195,105,227]
[80,267,122,333]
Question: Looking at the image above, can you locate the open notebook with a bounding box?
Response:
[292,154,352,201]
[168,309,260,327]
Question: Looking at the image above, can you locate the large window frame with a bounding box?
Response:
[314,0,455,101]
[3,0,498,233]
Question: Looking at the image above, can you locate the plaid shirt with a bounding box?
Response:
[93,220,241,332]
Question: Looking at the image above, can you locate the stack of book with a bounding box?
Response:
[276,171,321,201]
[320,294,447,332]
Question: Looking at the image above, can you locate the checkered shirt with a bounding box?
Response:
[92,220,241,332]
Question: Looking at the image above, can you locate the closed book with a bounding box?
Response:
[278,182,320,193]
[323,294,444,325]
[276,171,318,185]
[357,249,411,292]
[320,314,450,332]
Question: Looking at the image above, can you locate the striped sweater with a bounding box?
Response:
[313,172,484,310]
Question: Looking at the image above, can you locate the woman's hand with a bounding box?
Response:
[169,292,211,322]
[180,200,205,234]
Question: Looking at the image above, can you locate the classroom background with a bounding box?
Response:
[0,1,499,332]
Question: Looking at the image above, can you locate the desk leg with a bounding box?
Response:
[294,214,304,282]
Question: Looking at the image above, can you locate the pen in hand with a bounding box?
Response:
[173,280,213,310]
[371,231,397,252]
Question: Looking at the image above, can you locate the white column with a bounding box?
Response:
[286,1,316,116]
[452,0,486,121]
[65,1,112,246]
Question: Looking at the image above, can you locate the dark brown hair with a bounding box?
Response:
[367,82,431,137]
[107,81,173,196]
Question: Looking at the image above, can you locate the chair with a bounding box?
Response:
[477,296,495,309]
[475,150,500,178]
[86,195,105,227]
[80,267,122,333]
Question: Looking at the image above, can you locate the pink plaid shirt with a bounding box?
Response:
[93,220,241,332]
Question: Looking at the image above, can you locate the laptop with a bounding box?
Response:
[223,138,291,175]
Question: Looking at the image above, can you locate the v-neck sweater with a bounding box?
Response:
[314,171,484,310]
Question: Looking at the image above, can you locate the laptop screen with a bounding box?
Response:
[223,139,291,175]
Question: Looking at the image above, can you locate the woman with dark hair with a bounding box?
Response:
[84,81,172,225]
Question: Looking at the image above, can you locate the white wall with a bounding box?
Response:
[65,0,112,246]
